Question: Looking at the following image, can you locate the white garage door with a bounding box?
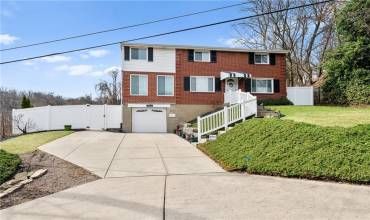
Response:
[132,108,167,133]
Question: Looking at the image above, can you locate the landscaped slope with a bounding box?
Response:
[199,119,370,183]
[0,150,21,184]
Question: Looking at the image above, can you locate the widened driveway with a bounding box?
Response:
[1,131,370,220]
[38,131,224,177]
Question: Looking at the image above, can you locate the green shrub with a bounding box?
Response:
[257,97,293,106]
[64,125,72,131]
[200,119,370,183]
[345,69,370,105]
[0,149,21,184]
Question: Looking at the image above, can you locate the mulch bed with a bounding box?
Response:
[0,150,100,209]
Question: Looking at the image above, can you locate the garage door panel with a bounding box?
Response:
[132,108,167,133]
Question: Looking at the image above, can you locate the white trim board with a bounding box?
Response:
[127,103,171,108]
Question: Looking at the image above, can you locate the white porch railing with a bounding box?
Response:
[197,92,257,142]
[224,89,255,105]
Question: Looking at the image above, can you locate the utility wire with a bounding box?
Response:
[0,2,250,52]
[0,0,334,65]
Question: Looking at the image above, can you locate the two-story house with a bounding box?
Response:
[121,43,288,133]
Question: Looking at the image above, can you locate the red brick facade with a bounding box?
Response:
[123,72,176,103]
[123,49,286,104]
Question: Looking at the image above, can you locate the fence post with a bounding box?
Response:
[241,103,245,121]
[104,104,107,130]
[197,116,201,143]
[224,106,228,131]
[254,99,258,117]
[47,105,51,131]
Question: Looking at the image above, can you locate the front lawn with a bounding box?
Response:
[269,106,370,127]
[199,119,370,184]
[0,131,73,154]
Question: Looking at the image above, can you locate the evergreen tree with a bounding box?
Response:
[21,95,32,108]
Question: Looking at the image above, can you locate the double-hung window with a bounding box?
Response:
[130,75,148,96]
[131,48,147,60]
[255,53,269,64]
[251,78,273,93]
[194,51,210,62]
[190,76,214,92]
[157,75,174,96]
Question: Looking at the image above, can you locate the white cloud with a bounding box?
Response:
[54,65,69,71]
[54,64,104,77]
[41,55,71,63]
[218,37,246,48]
[0,34,19,45]
[68,65,93,76]
[0,9,13,18]
[22,61,35,66]
[104,66,121,74]
[80,49,109,59]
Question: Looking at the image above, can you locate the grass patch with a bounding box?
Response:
[0,131,73,154]
[269,105,370,127]
[199,119,370,184]
[0,149,21,184]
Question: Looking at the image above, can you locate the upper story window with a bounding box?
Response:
[251,78,273,93]
[130,74,148,96]
[190,76,214,92]
[254,53,269,64]
[194,51,210,62]
[131,48,147,60]
[157,75,174,96]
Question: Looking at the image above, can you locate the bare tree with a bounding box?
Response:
[234,0,340,86]
[13,114,36,134]
[0,112,12,139]
[95,67,121,104]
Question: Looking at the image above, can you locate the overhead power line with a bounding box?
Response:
[0,0,334,65]
[0,2,250,52]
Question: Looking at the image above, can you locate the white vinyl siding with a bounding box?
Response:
[131,48,147,60]
[255,53,269,64]
[194,50,210,62]
[251,78,273,93]
[130,75,148,96]
[157,75,174,96]
[123,47,176,73]
[190,76,214,92]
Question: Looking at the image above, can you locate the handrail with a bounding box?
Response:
[197,94,257,142]
[224,89,252,105]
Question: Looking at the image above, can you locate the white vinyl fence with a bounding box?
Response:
[287,87,314,106]
[12,105,122,135]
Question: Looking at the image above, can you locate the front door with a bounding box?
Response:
[225,78,238,92]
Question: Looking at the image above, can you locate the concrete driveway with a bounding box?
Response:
[1,131,370,220]
[37,131,224,177]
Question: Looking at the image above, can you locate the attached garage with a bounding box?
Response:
[132,107,167,133]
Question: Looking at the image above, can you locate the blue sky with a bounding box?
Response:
[0,0,246,98]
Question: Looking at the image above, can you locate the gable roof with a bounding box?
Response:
[121,42,289,54]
